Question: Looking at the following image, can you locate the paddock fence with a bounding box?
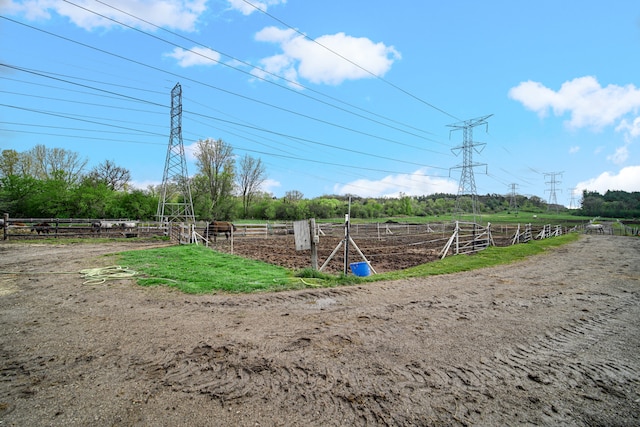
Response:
[1,215,167,241]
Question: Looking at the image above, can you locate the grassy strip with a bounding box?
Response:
[117,244,297,293]
[116,233,581,294]
[371,232,581,282]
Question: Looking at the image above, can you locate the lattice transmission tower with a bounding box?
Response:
[157,83,195,224]
[448,114,492,221]
[508,183,519,214]
[544,171,563,212]
[568,187,578,209]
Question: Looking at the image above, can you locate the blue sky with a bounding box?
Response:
[2,0,639,205]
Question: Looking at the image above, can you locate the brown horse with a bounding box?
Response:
[31,222,52,235]
[204,221,237,242]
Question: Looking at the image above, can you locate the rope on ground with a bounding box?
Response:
[79,265,138,285]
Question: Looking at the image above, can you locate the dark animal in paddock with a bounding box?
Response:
[31,222,52,235]
[204,221,237,242]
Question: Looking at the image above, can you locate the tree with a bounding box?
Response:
[284,190,304,203]
[87,160,131,191]
[0,174,38,216]
[194,138,236,220]
[0,149,20,178]
[26,145,87,184]
[0,149,34,178]
[237,154,266,218]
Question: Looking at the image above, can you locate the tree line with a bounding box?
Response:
[1,144,638,221]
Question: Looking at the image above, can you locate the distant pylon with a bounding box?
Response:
[544,171,563,212]
[568,187,577,209]
[157,83,196,224]
[508,183,519,214]
[448,114,493,222]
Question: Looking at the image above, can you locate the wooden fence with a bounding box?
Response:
[1,215,167,240]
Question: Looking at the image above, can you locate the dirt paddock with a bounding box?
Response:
[1,235,639,426]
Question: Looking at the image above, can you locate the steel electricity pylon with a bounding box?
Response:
[568,187,578,209]
[448,114,493,221]
[544,171,563,212]
[156,83,195,224]
[508,183,519,214]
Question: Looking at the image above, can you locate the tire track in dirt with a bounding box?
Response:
[396,290,640,424]
[138,288,640,426]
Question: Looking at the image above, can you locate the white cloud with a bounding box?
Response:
[184,141,199,162]
[254,26,401,86]
[226,0,286,16]
[333,169,457,198]
[575,165,640,193]
[260,178,281,195]
[164,46,221,67]
[130,179,161,191]
[616,116,640,140]
[2,0,207,31]
[606,143,630,165]
[508,76,640,130]
[569,146,580,154]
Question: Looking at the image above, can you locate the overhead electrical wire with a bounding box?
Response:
[87,0,447,144]
[1,18,447,157]
[239,0,461,122]
[0,89,166,116]
[1,8,465,194]
[1,104,166,136]
[58,1,447,149]
[235,0,556,196]
[1,61,451,172]
[2,124,447,180]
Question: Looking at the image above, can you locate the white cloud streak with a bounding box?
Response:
[575,165,640,193]
[226,0,286,16]
[164,46,221,67]
[2,0,207,31]
[508,76,640,130]
[333,169,457,198]
[254,26,401,86]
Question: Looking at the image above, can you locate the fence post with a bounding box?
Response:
[310,218,318,270]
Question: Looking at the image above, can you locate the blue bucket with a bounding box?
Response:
[350,262,371,277]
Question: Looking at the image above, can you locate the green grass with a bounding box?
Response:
[115,232,582,294]
[371,232,581,282]
[117,244,296,293]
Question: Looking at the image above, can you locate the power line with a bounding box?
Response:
[239,0,461,122]
[2,61,455,172]
[0,21,445,156]
[61,0,448,146]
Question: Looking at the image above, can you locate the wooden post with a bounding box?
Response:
[310,218,318,270]
[343,213,350,274]
[3,213,8,241]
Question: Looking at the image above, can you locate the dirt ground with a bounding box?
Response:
[1,235,639,426]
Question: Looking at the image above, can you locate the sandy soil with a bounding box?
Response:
[1,235,639,426]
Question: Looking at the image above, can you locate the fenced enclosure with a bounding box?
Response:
[1,216,167,240]
[3,214,633,274]
[189,220,572,273]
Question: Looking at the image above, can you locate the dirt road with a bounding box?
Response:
[1,236,639,426]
